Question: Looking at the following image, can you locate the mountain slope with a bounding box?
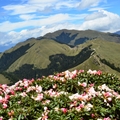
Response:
[0,38,93,84]
[69,39,120,76]
[114,30,120,35]
[39,29,120,46]
[0,74,10,84]
[6,39,82,72]
[0,29,120,84]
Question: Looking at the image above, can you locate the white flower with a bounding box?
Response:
[88,87,97,97]
[107,97,112,102]
[84,103,93,111]
[98,84,111,91]
[36,85,42,93]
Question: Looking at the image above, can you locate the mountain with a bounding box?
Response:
[0,29,120,85]
[114,30,120,35]
[38,29,120,46]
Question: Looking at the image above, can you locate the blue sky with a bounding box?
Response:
[0,0,120,52]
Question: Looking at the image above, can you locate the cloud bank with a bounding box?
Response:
[0,0,120,51]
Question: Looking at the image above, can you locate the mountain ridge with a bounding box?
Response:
[37,29,120,46]
[114,30,120,35]
[0,29,120,84]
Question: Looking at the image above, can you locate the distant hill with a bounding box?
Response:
[0,29,120,85]
[114,30,120,35]
[38,29,120,46]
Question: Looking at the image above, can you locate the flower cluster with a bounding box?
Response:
[0,69,120,120]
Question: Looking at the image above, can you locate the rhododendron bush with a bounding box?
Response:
[0,69,120,120]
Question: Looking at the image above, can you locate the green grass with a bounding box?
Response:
[1,38,120,83]
[69,39,120,77]
[6,39,80,72]
[0,74,10,84]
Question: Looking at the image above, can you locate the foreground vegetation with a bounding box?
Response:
[0,69,120,120]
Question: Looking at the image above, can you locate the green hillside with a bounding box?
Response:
[0,29,120,84]
[42,29,120,45]
[0,74,10,84]
[6,39,81,72]
[69,39,120,76]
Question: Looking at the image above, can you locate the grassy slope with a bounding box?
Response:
[69,39,120,76]
[43,29,120,45]
[6,39,81,72]
[1,38,120,83]
[0,74,10,84]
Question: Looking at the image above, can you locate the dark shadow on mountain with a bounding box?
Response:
[5,45,93,85]
[108,33,120,37]
[0,44,33,71]
[55,32,78,44]
[100,58,120,72]
[74,37,89,45]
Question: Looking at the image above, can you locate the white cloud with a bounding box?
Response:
[0,32,11,45]
[55,1,79,9]
[2,4,43,15]
[78,0,105,9]
[2,1,58,15]
[28,0,58,4]
[2,0,78,15]
[0,22,81,46]
[1,0,120,51]
[81,10,120,32]
[1,10,120,47]
[19,14,37,20]
[88,7,109,12]
[85,10,107,21]
[0,13,70,32]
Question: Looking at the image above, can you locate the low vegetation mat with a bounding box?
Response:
[0,69,120,120]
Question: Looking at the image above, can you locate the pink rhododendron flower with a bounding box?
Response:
[0,117,3,120]
[10,90,15,95]
[96,70,102,75]
[87,69,97,74]
[33,93,43,101]
[3,103,7,109]
[61,108,68,114]
[0,69,120,119]
[87,87,97,97]
[87,69,102,75]
[44,89,61,97]
[116,95,120,99]
[1,84,7,90]
[35,85,42,93]
[75,103,84,112]
[0,96,3,103]
[79,70,84,73]
[59,77,66,82]
[42,100,50,105]
[103,92,112,98]
[19,92,27,97]
[103,117,111,120]
[8,110,14,117]
[70,101,77,108]
[91,113,95,118]
[79,103,84,108]
[72,70,78,75]
[80,82,87,87]
[42,115,48,120]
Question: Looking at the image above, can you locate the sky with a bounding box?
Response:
[0,0,120,52]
